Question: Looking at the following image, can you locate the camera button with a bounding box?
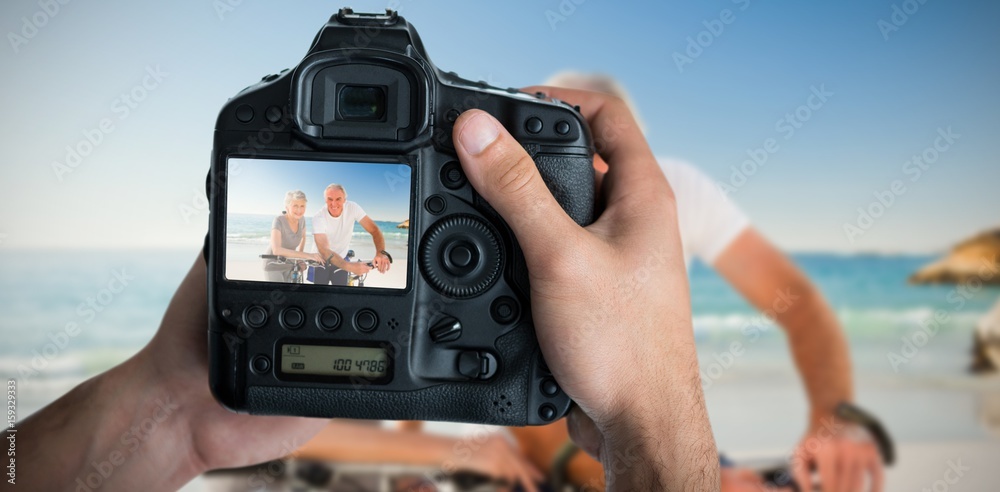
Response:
[525,117,543,134]
[354,309,378,333]
[236,104,254,123]
[456,351,497,380]
[440,161,466,189]
[420,215,502,298]
[538,404,557,422]
[429,316,462,343]
[540,378,560,397]
[445,242,476,271]
[555,120,571,135]
[425,195,446,215]
[265,106,283,124]
[445,109,460,123]
[316,308,342,331]
[280,307,305,330]
[251,355,271,374]
[490,296,520,325]
[243,306,268,329]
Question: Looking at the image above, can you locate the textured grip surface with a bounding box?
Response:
[534,153,595,226]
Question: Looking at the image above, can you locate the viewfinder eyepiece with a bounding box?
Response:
[337,85,386,121]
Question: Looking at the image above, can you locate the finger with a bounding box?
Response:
[832,442,850,492]
[867,447,885,492]
[791,448,813,492]
[519,86,662,207]
[514,459,540,492]
[520,86,654,174]
[843,449,862,492]
[566,407,602,460]
[453,109,581,258]
[816,444,839,492]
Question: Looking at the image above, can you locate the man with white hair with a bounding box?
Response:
[510,72,888,492]
[312,183,392,285]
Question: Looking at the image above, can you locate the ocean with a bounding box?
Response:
[1,251,997,445]
[226,214,411,262]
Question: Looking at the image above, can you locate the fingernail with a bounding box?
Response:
[458,112,501,155]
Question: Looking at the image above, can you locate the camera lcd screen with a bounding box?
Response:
[280,344,389,378]
[224,157,411,290]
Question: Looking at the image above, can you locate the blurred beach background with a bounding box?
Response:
[1,0,999,490]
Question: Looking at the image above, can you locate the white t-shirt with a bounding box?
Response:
[658,158,750,267]
[313,201,367,258]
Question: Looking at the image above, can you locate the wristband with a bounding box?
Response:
[379,250,393,263]
[835,402,895,465]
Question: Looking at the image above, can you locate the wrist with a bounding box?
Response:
[101,354,206,487]
[595,381,719,490]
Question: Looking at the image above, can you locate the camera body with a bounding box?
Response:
[207,9,594,425]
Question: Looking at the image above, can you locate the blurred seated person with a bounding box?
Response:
[496,72,886,492]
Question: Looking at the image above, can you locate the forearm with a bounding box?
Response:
[271,245,312,259]
[371,230,385,255]
[600,392,719,491]
[714,230,854,428]
[314,243,346,268]
[596,340,720,492]
[14,356,200,491]
[782,286,854,426]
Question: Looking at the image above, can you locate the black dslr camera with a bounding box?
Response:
[206,9,594,425]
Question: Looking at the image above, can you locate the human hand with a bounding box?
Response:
[345,261,373,276]
[310,252,326,265]
[791,421,884,492]
[371,253,391,273]
[139,256,329,473]
[452,87,718,490]
[13,256,330,490]
[459,433,543,492]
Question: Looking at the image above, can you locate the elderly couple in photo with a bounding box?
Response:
[263,183,391,285]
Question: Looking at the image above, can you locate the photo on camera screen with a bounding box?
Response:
[224,157,411,290]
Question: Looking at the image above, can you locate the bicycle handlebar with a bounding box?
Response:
[260,254,324,266]
[261,254,378,269]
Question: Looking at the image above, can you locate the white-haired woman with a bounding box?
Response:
[263,190,326,282]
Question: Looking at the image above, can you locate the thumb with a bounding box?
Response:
[453,109,578,256]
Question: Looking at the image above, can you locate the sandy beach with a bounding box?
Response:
[225,258,409,289]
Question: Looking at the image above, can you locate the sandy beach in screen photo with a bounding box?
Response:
[225,258,409,289]
[224,217,411,290]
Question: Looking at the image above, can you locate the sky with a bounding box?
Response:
[0,0,997,253]
[227,158,411,222]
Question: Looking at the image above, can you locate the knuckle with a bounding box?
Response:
[492,152,538,197]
